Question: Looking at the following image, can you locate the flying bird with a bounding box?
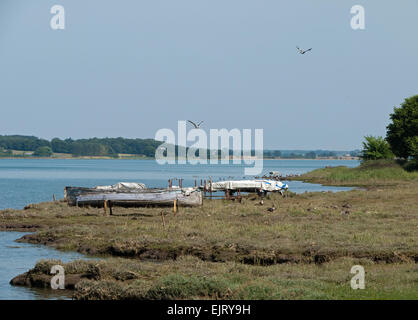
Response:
[187,120,204,128]
[296,46,312,55]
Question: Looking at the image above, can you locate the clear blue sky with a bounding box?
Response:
[0,0,417,150]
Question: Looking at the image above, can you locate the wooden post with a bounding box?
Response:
[161,211,166,227]
[203,180,206,198]
[104,200,108,215]
[108,200,113,215]
[53,194,56,202]
[173,199,177,214]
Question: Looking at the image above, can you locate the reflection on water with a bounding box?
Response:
[0,231,87,300]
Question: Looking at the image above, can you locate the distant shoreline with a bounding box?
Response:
[0,157,360,161]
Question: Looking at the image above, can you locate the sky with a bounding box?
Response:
[0,0,417,150]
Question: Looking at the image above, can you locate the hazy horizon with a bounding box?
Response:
[1,1,417,150]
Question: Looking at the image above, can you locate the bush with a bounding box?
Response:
[404,159,418,172]
[33,146,53,157]
[360,136,393,161]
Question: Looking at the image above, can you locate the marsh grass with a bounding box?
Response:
[3,161,418,299]
[19,256,418,300]
[2,181,417,264]
[296,160,418,187]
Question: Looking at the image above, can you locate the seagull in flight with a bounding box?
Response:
[296,46,312,55]
[187,120,204,128]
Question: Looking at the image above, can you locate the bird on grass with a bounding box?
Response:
[187,120,204,128]
[296,46,312,55]
[267,206,276,212]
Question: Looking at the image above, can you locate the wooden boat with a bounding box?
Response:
[64,186,203,207]
[202,180,289,193]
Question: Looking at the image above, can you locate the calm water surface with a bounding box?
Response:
[0,231,87,300]
[0,159,359,210]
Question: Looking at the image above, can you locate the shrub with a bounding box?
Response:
[33,146,53,157]
[360,136,393,161]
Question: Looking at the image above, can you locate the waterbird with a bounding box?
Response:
[296,46,312,55]
[187,120,204,128]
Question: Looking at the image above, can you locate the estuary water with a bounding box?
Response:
[0,158,359,299]
[0,159,359,210]
[0,231,86,300]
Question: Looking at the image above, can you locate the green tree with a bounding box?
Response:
[51,138,72,153]
[361,136,393,161]
[33,146,53,157]
[386,95,418,160]
[305,151,316,159]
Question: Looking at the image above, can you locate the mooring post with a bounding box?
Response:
[104,200,108,215]
[161,211,166,227]
[108,200,113,215]
[203,180,207,198]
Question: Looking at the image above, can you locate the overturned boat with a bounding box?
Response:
[65,182,203,207]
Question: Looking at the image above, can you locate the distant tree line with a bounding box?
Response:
[0,135,360,159]
[51,137,160,157]
[263,150,346,159]
[0,135,50,151]
[0,135,161,158]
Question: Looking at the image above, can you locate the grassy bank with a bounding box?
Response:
[11,256,418,300]
[291,160,418,187]
[2,161,418,299]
